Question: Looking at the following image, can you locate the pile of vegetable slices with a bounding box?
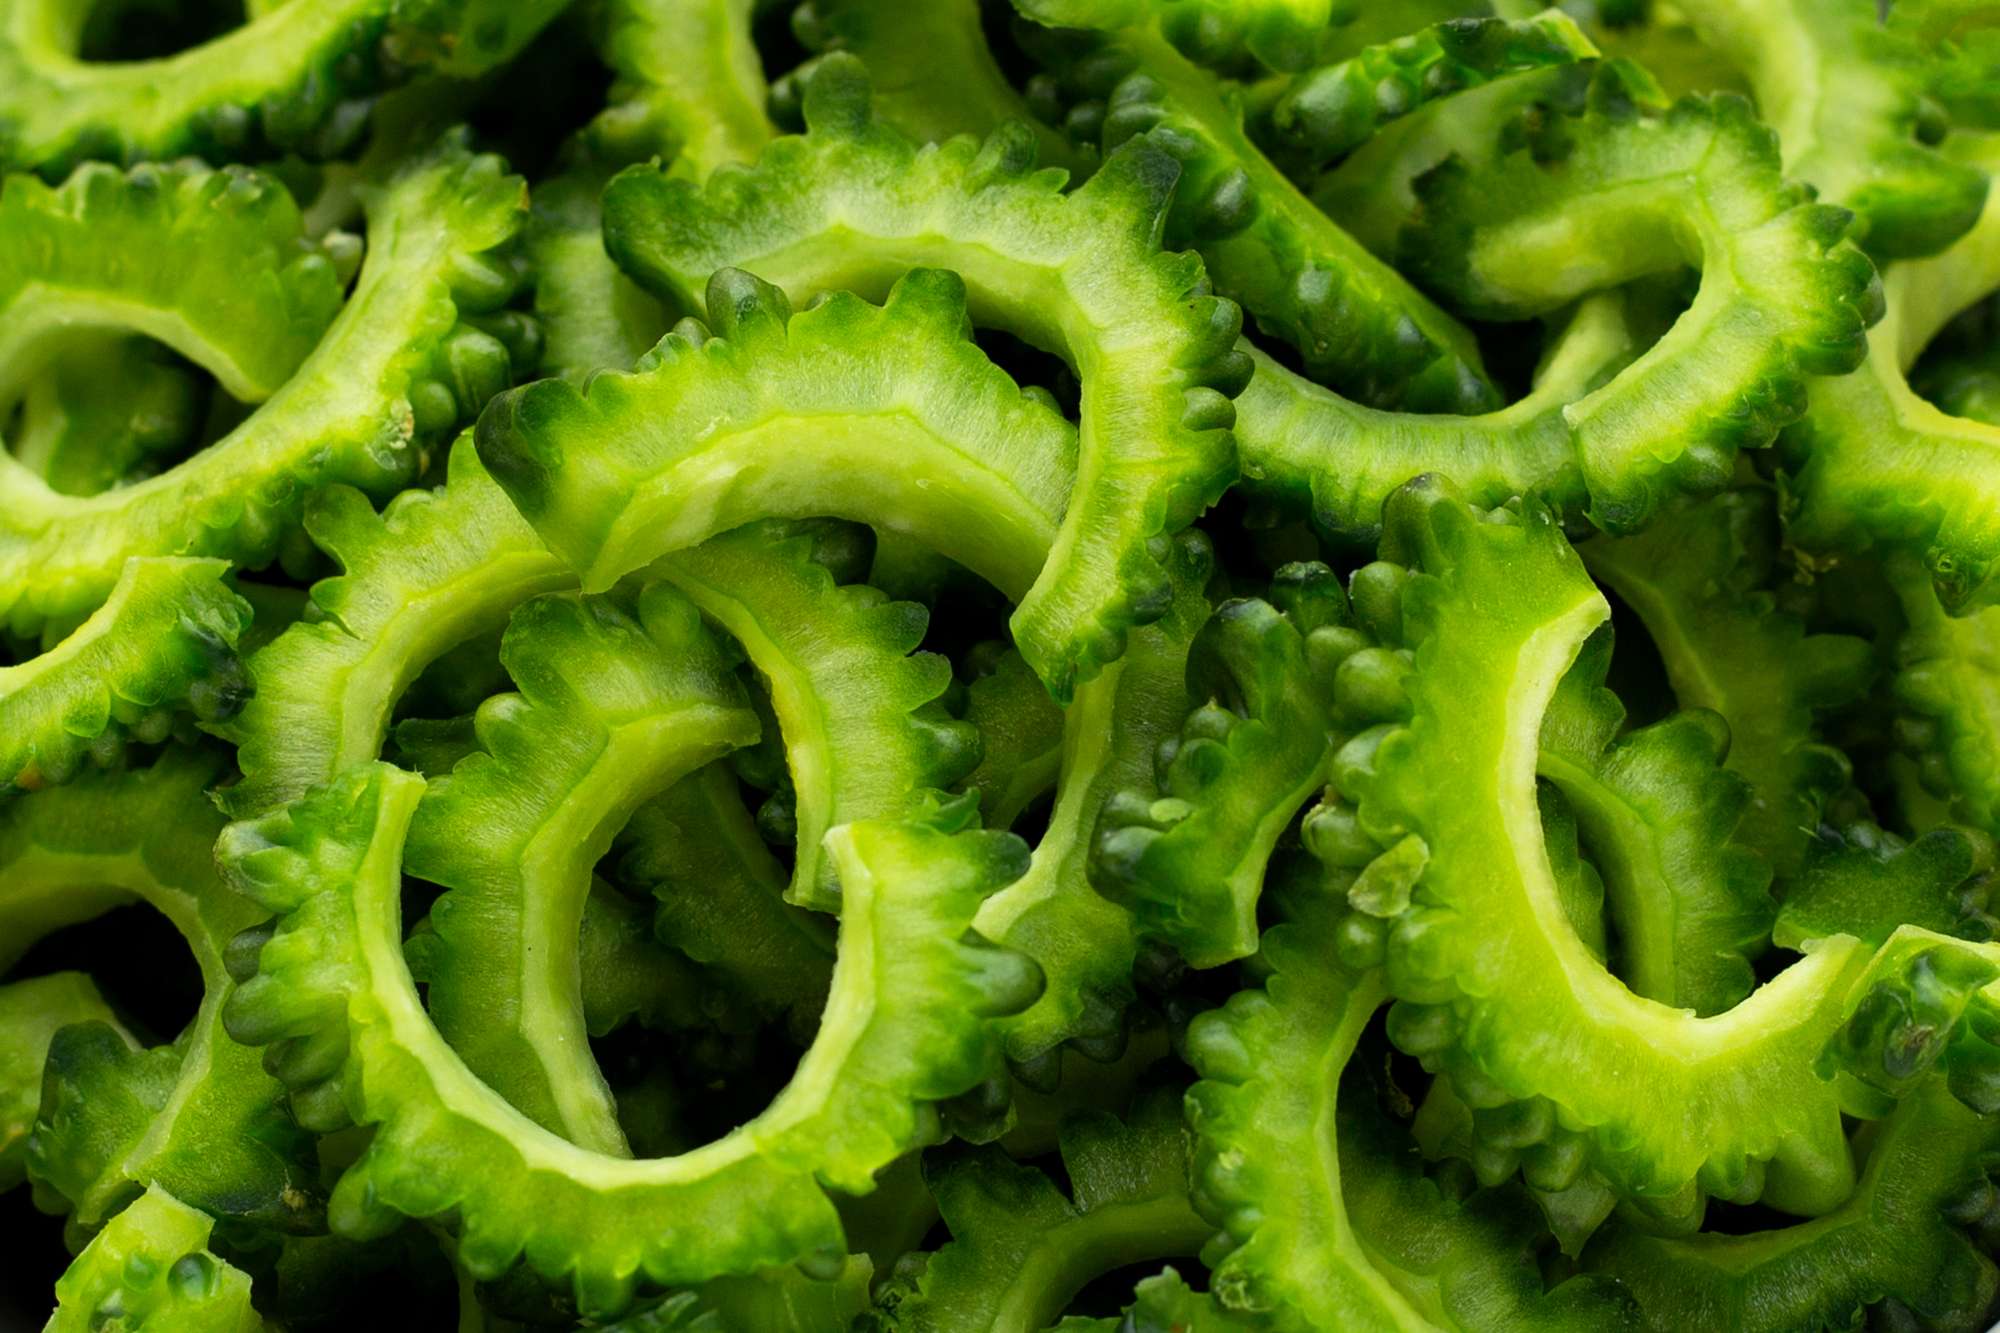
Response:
[3,1,2000,1329]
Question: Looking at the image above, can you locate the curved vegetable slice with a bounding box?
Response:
[653,522,979,911]
[1782,143,2000,613]
[1011,0,1340,75]
[1581,489,1874,878]
[1096,560,1382,967]
[1775,823,1994,952]
[0,0,566,171]
[957,648,1066,831]
[594,58,1241,698]
[1583,1083,2000,1332]
[1,557,250,796]
[0,158,342,407]
[45,1186,262,1333]
[0,973,119,1192]
[10,337,207,498]
[1233,292,1638,545]
[221,764,1039,1316]
[402,585,758,1154]
[0,133,532,634]
[1535,630,1774,1015]
[1048,24,1506,413]
[1674,0,1992,258]
[873,1088,1208,1330]
[974,530,1210,1064]
[1319,478,1982,1226]
[589,0,773,174]
[4,754,317,1237]
[478,267,1072,611]
[1886,555,2000,836]
[1407,93,1881,531]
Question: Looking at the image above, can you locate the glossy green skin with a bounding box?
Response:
[0,0,566,170]
[1887,555,2000,837]
[873,1091,1208,1330]
[0,557,249,794]
[1584,1083,2000,1332]
[44,1186,263,1332]
[0,972,119,1191]
[222,765,1039,1317]
[593,58,1243,699]
[1407,93,1882,533]
[1012,0,1341,74]
[1674,0,1992,259]
[0,134,531,634]
[4,755,317,1238]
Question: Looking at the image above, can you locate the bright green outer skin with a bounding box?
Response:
[592,56,1242,700]
[1013,0,1337,74]
[1353,482,1886,1218]
[1232,292,1636,545]
[1674,0,1991,259]
[1582,489,1874,880]
[876,1090,1209,1331]
[1407,94,1881,533]
[221,764,1040,1317]
[476,267,1072,611]
[1095,27,1501,414]
[617,764,836,1030]
[0,159,341,406]
[591,0,774,176]
[0,0,566,170]
[1784,138,2000,614]
[0,557,250,795]
[1251,13,1600,180]
[1888,555,2000,836]
[1583,1083,2000,1331]
[11,336,204,498]
[790,0,1087,173]
[4,754,317,1235]
[1773,824,1988,954]
[0,133,530,635]
[401,586,759,1157]
[1535,632,1773,1016]
[0,972,118,1191]
[971,530,1208,1063]
[43,1186,262,1333]
[653,523,978,912]
[528,169,669,382]
[1049,1268,1261,1333]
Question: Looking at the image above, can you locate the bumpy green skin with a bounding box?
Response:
[10,337,205,498]
[589,0,774,175]
[654,522,979,911]
[975,531,1210,1066]
[402,586,758,1154]
[0,973,119,1191]
[0,0,566,171]
[617,765,836,1032]
[478,267,1073,617]
[1051,25,1501,414]
[1012,0,1340,74]
[1675,0,1992,259]
[1095,560,1374,967]
[1408,94,1881,532]
[3,755,317,1238]
[1584,1084,2000,1332]
[218,437,569,820]
[1320,479,1977,1227]
[1535,631,1774,1016]
[1775,823,1994,952]
[1253,13,1600,177]
[527,168,668,381]
[1583,489,1874,880]
[1233,292,1637,545]
[593,57,1243,698]
[222,765,1041,1316]
[0,134,532,634]
[0,159,342,405]
[1782,142,2000,613]
[43,1187,263,1332]
[1050,1269,1261,1333]
[785,0,1085,172]
[0,558,249,796]
[1886,556,2000,836]
[868,1090,1209,1330]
